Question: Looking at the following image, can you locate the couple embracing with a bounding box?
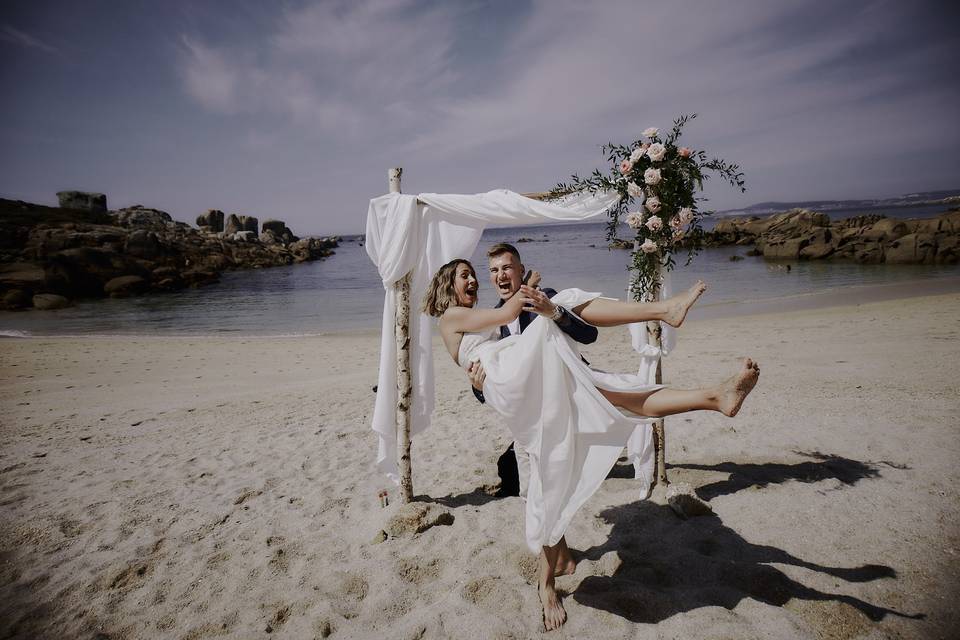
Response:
[422,242,760,630]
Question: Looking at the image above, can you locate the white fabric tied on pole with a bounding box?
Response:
[366,188,662,489]
[625,270,675,494]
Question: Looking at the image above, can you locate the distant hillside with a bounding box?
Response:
[715,189,960,217]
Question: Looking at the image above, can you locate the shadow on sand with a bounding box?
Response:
[573,501,923,624]
[424,486,501,508]
[667,451,910,501]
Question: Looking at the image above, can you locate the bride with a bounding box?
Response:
[422,258,760,631]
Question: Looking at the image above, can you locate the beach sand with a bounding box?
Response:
[1,293,958,639]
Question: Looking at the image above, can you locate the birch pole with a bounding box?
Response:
[390,167,415,503]
[633,244,669,487]
[646,264,669,487]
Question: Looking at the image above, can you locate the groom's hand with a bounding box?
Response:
[520,284,557,317]
[467,361,486,391]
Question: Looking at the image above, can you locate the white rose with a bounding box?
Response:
[645,196,661,213]
[627,182,644,198]
[640,238,658,253]
[643,167,661,186]
[678,207,694,224]
[642,127,659,138]
[669,215,684,230]
[625,211,645,229]
[646,142,666,162]
[629,147,645,163]
[645,215,663,232]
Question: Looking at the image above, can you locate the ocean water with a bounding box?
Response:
[1,206,958,337]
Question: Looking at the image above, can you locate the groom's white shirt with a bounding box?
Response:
[506,317,521,338]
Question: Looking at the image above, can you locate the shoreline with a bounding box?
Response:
[1,274,958,339]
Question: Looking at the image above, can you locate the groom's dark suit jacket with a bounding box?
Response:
[470,287,598,496]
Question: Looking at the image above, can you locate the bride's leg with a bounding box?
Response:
[600,359,760,418]
[571,280,707,328]
[539,544,567,630]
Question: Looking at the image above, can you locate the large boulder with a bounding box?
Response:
[1,289,31,310]
[261,219,296,243]
[124,229,162,259]
[289,237,337,262]
[32,293,72,310]
[0,262,46,290]
[240,215,258,235]
[798,229,835,260]
[224,214,242,236]
[860,218,909,242]
[104,275,147,297]
[763,237,804,260]
[113,206,173,229]
[196,209,225,233]
[885,233,937,264]
[56,191,107,212]
[934,234,960,264]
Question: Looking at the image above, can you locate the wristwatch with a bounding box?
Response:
[550,305,566,322]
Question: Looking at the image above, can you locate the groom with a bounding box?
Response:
[467,242,598,497]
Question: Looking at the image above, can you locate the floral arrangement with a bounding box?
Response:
[551,114,745,300]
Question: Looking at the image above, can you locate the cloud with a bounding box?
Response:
[177,0,461,135]
[0,25,58,54]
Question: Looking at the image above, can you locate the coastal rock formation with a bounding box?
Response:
[32,293,72,310]
[56,191,107,212]
[703,208,960,265]
[0,196,339,310]
[196,209,224,233]
[261,219,297,244]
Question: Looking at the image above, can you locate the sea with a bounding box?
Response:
[1,204,958,337]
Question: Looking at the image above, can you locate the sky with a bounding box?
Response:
[1,0,958,236]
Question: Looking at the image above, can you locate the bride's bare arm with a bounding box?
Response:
[440,292,528,333]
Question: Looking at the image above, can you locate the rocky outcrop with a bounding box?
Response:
[0,197,339,310]
[704,208,960,265]
[261,219,297,244]
[196,209,224,233]
[56,191,107,212]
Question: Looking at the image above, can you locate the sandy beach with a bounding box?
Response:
[2,292,959,639]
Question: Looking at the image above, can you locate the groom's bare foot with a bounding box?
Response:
[554,537,577,577]
[539,581,567,631]
[718,358,760,417]
[662,280,707,328]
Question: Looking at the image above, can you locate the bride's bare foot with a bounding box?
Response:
[718,358,760,417]
[662,280,707,328]
[554,556,577,577]
[539,580,567,631]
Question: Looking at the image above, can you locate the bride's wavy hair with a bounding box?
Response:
[422,259,475,317]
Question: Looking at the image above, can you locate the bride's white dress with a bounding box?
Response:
[458,288,662,551]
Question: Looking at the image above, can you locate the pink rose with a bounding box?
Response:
[627,182,644,198]
[645,196,661,213]
[646,142,666,162]
[645,215,663,232]
[620,159,633,174]
[625,211,645,229]
[670,215,684,230]
[678,207,694,224]
[678,147,692,158]
[640,238,658,253]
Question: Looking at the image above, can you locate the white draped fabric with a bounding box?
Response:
[364,188,668,505]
